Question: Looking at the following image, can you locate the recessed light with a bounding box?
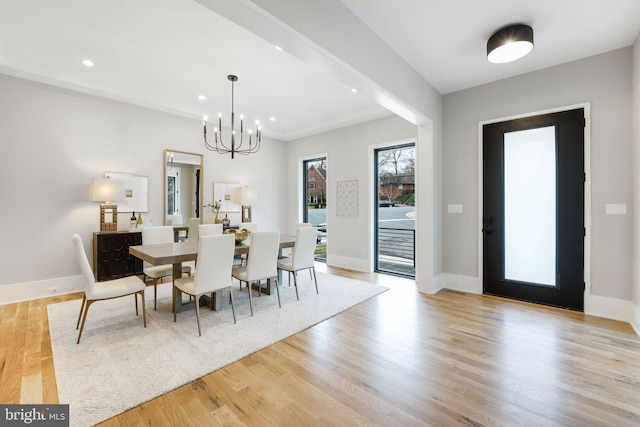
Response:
[198,95,206,100]
[82,59,94,67]
[351,88,358,93]
[269,117,276,122]
[275,45,283,51]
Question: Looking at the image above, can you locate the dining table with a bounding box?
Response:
[129,234,296,312]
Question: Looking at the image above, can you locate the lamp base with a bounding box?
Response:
[100,203,118,231]
[241,205,252,223]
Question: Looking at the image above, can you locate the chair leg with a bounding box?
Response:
[76,299,94,344]
[134,294,139,315]
[140,290,147,327]
[195,294,202,337]
[288,271,291,287]
[76,295,87,329]
[229,289,237,324]
[312,267,319,294]
[247,281,254,316]
[274,277,281,308]
[146,277,160,311]
[173,285,178,322]
[292,270,299,301]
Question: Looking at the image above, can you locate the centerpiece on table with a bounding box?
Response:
[223,228,251,244]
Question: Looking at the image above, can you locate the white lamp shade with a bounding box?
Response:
[90,178,125,203]
[240,186,257,205]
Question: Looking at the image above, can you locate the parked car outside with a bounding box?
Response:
[378,200,395,207]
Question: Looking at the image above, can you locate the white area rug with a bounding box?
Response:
[47,272,387,427]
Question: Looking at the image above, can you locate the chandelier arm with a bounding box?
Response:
[204,123,234,152]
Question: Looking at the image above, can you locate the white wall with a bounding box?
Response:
[632,35,640,333]
[443,48,633,309]
[0,74,286,302]
[285,115,417,272]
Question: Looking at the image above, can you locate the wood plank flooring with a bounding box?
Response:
[1,265,640,426]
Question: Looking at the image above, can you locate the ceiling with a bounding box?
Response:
[1,0,639,141]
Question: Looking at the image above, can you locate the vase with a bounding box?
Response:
[214,211,221,224]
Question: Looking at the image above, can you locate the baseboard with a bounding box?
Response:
[438,275,637,334]
[632,304,640,336]
[0,275,84,305]
[584,293,635,326]
[326,254,370,273]
[416,273,444,295]
[441,273,482,295]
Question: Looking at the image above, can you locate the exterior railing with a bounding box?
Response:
[378,227,415,268]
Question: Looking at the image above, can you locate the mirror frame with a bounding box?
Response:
[163,149,204,225]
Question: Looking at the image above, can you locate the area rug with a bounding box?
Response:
[47,272,387,427]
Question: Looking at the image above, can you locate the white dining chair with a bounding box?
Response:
[173,234,237,336]
[237,222,257,266]
[232,230,281,315]
[277,226,319,300]
[198,223,223,237]
[142,226,191,310]
[72,234,146,344]
[186,217,200,242]
[166,214,183,226]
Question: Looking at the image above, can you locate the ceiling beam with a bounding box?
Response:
[194,0,441,127]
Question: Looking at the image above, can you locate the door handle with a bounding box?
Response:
[482,215,495,235]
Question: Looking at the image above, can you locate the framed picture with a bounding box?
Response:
[105,171,149,212]
[213,182,241,212]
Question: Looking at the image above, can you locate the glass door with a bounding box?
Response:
[374,143,415,277]
[483,108,585,310]
[303,157,327,262]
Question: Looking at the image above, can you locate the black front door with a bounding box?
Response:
[483,108,585,310]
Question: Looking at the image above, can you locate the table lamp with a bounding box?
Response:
[240,186,257,223]
[90,178,125,231]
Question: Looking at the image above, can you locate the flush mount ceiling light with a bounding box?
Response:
[487,24,534,63]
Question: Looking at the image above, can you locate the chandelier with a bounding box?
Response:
[203,75,262,159]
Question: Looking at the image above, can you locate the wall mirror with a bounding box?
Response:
[164,149,204,226]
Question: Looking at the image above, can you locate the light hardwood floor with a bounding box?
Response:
[2,265,640,426]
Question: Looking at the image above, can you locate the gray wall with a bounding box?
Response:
[0,74,286,290]
[285,115,418,271]
[443,47,633,300]
[632,36,640,325]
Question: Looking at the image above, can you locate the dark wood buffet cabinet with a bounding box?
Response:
[92,231,143,281]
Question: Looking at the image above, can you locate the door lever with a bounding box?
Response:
[482,215,494,235]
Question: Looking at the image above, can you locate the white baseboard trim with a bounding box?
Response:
[437,274,637,335]
[417,273,445,295]
[441,273,482,295]
[0,275,84,306]
[326,254,370,273]
[584,293,635,328]
[632,304,640,336]
[432,273,445,294]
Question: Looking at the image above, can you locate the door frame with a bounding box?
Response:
[477,103,591,303]
[373,141,416,277]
